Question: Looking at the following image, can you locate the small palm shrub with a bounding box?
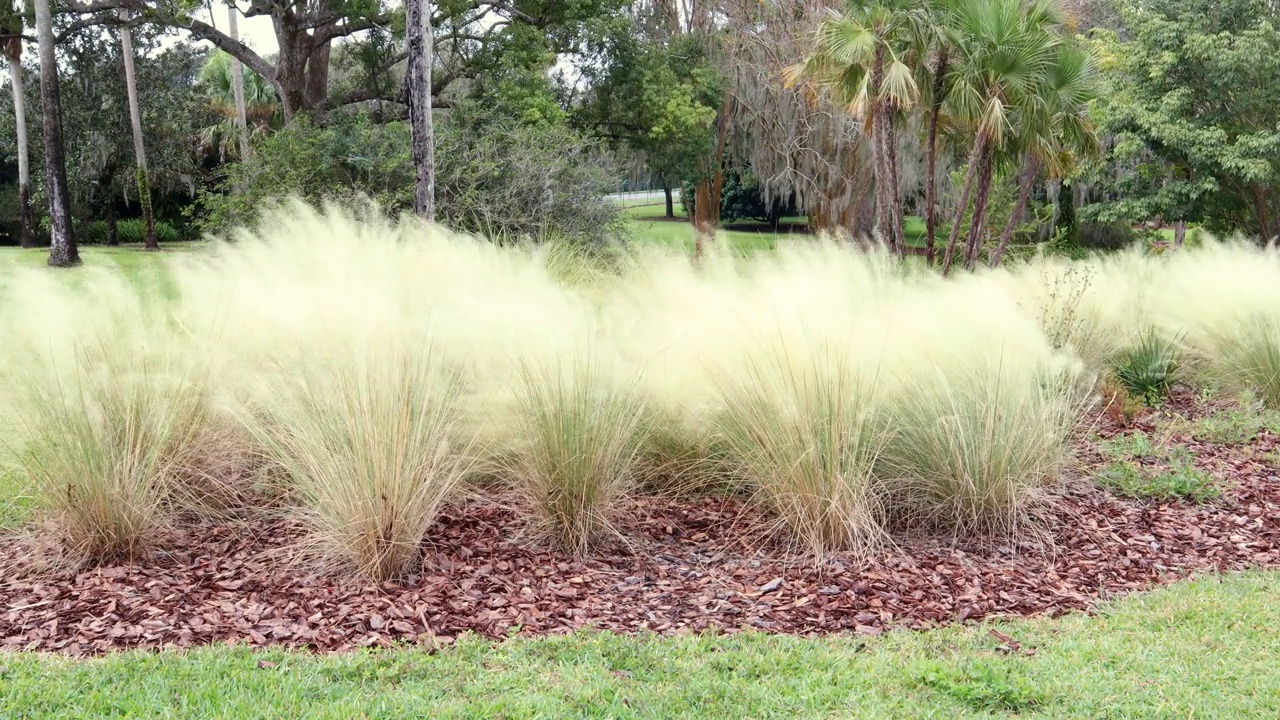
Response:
[509,359,650,554]
[713,346,889,556]
[1111,328,1181,404]
[246,345,470,581]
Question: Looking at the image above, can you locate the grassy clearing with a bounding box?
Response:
[1,573,1278,718]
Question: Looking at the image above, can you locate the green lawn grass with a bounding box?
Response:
[1,573,1277,718]
[623,205,934,254]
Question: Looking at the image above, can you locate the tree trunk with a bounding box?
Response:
[1173,219,1186,248]
[105,202,119,246]
[406,0,435,221]
[868,45,893,253]
[118,9,158,251]
[227,4,252,161]
[882,108,906,257]
[941,131,986,275]
[1252,184,1274,242]
[663,183,674,218]
[7,50,35,249]
[989,153,1038,268]
[924,48,948,266]
[305,38,332,122]
[962,148,995,270]
[691,96,732,259]
[34,0,77,266]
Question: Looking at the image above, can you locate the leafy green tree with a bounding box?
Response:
[575,28,721,218]
[196,105,622,246]
[1,0,34,247]
[1080,0,1280,240]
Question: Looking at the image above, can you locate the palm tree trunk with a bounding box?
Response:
[118,10,158,251]
[6,49,35,249]
[406,0,435,221]
[924,48,948,266]
[962,148,995,270]
[868,45,897,254]
[227,3,251,161]
[941,131,986,275]
[105,201,119,246]
[34,0,77,266]
[883,108,907,257]
[989,153,1038,268]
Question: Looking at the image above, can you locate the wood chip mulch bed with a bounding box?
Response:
[4,394,1280,655]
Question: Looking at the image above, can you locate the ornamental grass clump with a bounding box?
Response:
[1,269,216,564]
[878,280,1088,535]
[245,342,471,581]
[508,356,651,554]
[712,344,891,556]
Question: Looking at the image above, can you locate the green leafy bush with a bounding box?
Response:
[79,219,185,245]
[1111,329,1180,403]
[1077,222,1143,251]
[195,107,623,247]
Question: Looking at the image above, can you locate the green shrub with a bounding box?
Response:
[1111,329,1180,403]
[78,219,185,245]
[1077,222,1142,251]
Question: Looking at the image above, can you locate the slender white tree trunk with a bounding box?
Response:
[406,0,435,220]
[34,0,78,266]
[227,3,251,161]
[118,9,158,250]
[7,50,34,248]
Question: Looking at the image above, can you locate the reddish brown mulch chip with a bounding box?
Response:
[4,398,1280,655]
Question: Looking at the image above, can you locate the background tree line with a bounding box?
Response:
[1,0,1277,266]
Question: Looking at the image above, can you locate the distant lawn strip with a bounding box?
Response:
[3,573,1279,719]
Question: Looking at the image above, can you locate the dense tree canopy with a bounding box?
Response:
[2,0,1278,258]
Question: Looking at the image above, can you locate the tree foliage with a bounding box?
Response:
[1081,0,1280,239]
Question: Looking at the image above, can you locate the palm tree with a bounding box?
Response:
[916,0,960,265]
[792,0,927,256]
[940,0,1063,273]
[33,0,78,266]
[988,42,1099,267]
[197,52,280,160]
[2,4,34,248]
[117,9,159,251]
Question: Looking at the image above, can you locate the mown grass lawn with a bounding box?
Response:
[622,205,933,255]
[1,573,1276,718]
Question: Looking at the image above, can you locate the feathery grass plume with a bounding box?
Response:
[713,343,891,556]
[0,268,215,563]
[1157,241,1280,407]
[509,355,650,554]
[878,278,1088,535]
[245,341,470,581]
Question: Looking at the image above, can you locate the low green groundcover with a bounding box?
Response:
[1,573,1277,718]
